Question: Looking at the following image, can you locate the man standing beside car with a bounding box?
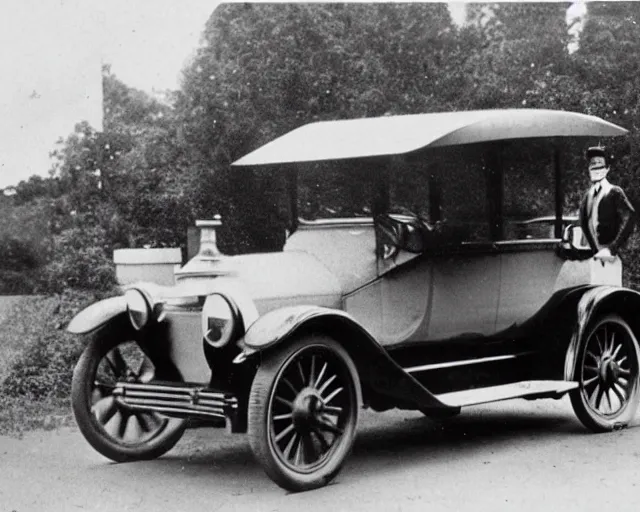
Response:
[579,146,636,262]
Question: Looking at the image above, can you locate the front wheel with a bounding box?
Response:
[248,335,360,492]
[71,319,187,462]
[570,314,640,432]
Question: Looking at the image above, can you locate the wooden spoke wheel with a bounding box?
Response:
[71,321,186,462]
[570,314,640,432]
[248,336,360,492]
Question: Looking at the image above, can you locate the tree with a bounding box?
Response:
[11,175,62,206]
[176,3,460,253]
[459,3,575,109]
[6,2,640,290]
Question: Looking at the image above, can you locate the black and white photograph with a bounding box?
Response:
[2,1,640,510]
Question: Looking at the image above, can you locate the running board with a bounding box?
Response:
[435,380,579,408]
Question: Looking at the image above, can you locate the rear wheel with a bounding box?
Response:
[248,336,360,492]
[570,314,640,432]
[71,320,186,461]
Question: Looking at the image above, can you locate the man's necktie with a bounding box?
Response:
[590,185,602,244]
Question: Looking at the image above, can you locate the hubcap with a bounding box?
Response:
[581,322,636,417]
[291,388,325,430]
[599,357,621,386]
[269,347,354,472]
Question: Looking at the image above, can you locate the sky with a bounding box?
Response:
[0,1,581,190]
[0,0,217,189]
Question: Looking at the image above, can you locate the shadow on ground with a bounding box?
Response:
[112,402,594,487]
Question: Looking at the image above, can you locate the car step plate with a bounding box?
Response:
[435,380,579,408]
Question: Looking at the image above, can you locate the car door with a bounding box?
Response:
[427,248,501,340]
[375,149,500,345]
[496,144,567,331]
[496,241,564,331]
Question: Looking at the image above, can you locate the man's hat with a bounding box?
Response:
[586,146,609,169]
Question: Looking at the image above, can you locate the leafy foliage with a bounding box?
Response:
[0,290,112,400]
[2,3,640,287]
[0,69,196,293]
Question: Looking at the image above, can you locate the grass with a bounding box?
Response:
[0,290,112,437]
[0,298,35,377]
[0,295,71,437]
[0,296,57,380]
[0,396,74,437]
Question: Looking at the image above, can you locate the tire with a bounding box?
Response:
[570,314,640,432]
[248,335,360,492]
[71,319,187,462]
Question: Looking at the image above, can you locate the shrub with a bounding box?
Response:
[0,289,118,401]
[0,198,54,294]
[0,269,41,295]
[622,236,640,290]
[40,227,118,293]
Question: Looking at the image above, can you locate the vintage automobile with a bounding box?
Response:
[69,109,640,492]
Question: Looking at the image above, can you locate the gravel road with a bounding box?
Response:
[2,397,640,512]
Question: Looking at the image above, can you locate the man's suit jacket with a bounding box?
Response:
[579,180,636,255]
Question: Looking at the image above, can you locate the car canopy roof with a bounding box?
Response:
[231,109,627,167]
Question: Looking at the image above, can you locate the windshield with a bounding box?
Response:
[389,141,559,243]
[501,140,557,239]
[390,146,491,242]
[297,161,375,221]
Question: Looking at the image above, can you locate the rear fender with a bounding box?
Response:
[564,286,640,380]
[240,306,454,412]
[67,296,128,334]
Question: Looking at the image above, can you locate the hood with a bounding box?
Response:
[175,251,343,312]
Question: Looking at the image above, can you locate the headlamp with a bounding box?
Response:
[125,289,151,331]
[202,294,241,348]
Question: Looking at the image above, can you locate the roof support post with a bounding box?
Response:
[485,144,504,241]
[554,143,563,239]
[287,167,299,234]
[372,157,390,217]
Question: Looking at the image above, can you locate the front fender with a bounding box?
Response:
[242,305,339,352]
[241,305,454,412]
[67,296,128,334]
[564,285,640,380]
